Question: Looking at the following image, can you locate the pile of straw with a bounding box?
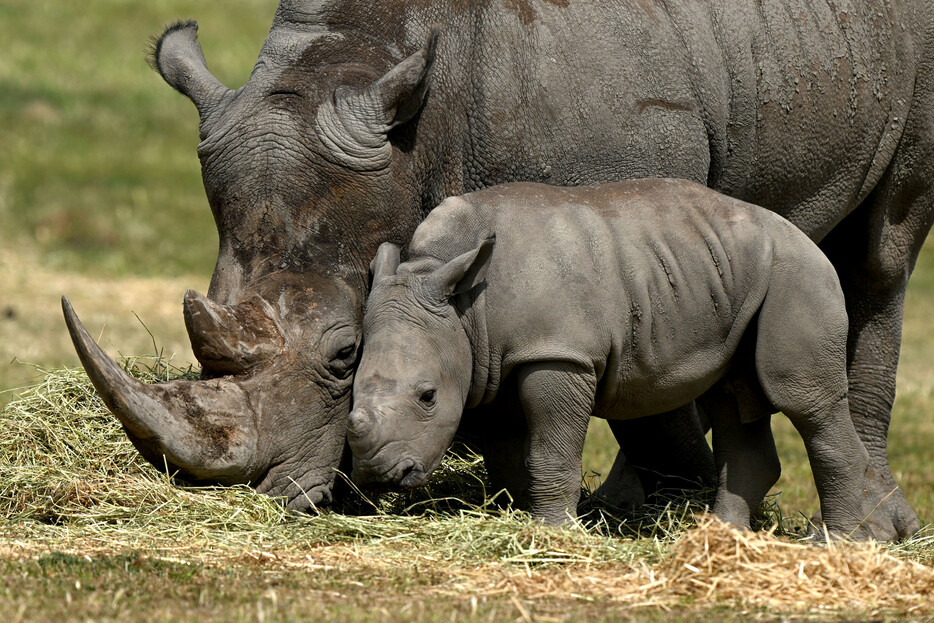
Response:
[657,517,934,613]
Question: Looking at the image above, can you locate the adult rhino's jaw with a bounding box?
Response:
[62,296,262,484]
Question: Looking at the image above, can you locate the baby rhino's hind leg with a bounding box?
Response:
[755,256,875,539]
[698,378,779,529]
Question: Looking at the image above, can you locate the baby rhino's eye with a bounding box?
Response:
[419,388,437,406]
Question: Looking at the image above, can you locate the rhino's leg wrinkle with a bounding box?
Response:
[517,362,594,526]
[609,404,716,501]
[698,382,779,530]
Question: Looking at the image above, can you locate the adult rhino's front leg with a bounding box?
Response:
[459,400,533,509]
[516,362,595,525]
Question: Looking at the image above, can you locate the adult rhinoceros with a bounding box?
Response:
[64,0,932,539]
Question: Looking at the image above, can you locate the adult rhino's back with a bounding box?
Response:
[464,0,913,240]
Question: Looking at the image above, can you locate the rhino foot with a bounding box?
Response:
[591,449,645,510]
[808,469,921,542]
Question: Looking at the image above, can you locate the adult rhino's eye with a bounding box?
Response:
[335,344,356,361]
[419,388,437,406]
[326,339,358,376]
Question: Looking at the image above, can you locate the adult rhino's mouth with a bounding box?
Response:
[254,469,336,511]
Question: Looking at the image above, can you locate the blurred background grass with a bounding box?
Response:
[0,0,277,276]
[1,0,931,526]
[0,0,278,394]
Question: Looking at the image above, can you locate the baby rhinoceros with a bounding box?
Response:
[348,178,895,539]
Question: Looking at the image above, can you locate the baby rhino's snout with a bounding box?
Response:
[347,406,376,441]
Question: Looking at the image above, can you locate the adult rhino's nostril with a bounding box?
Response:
[347,407,373,438]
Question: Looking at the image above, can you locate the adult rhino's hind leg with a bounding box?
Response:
[818,91,934,539]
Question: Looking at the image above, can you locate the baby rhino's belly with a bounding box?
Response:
[594,332,744,420]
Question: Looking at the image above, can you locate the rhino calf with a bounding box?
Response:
[348,179,894,538]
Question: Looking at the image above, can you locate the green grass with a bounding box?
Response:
[0,0,277,277]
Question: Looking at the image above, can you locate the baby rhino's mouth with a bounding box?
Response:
[352,456,428,489]
[395,459,427,488]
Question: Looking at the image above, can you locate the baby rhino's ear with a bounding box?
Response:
[370,242,401,285]
[426,236,495,300]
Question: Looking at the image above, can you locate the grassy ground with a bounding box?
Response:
[2,1,934,620]
[2,362,933,621]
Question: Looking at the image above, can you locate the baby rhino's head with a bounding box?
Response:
[348,239,494,489]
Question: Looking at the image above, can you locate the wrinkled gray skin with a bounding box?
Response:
[350,179,898,539]
[65,0,932,535]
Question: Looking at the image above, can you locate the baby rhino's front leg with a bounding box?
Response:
[517,362,595,525]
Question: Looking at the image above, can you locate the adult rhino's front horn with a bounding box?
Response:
[62,296,263,484]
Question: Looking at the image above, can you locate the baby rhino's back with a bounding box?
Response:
[415,180,822,415]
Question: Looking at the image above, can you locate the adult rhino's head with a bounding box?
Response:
[65,15,442,510]
[348,240,493,489]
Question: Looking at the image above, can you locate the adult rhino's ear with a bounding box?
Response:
[315,28,440,171]
[370,242,401,286]
[149,21,233,118]
[426,236,495,301]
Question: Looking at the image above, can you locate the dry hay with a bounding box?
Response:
[2,361,934,618]
[657,517,934,612]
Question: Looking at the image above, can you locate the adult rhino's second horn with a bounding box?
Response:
[183,290,283,375]
[62,296,262,483]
